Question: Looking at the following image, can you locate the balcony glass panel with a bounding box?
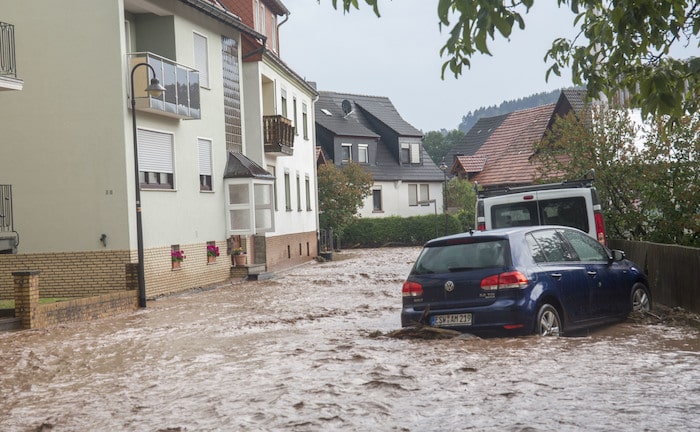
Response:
[128,52,200,120]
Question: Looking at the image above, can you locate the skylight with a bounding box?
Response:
[321,108,332,116]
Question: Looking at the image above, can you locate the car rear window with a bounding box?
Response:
[491,197,589,232]
[412,239,509,275]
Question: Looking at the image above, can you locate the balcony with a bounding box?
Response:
[0,22,23,91]
[0,184,17,254]
[128,52,200,120]
[263,115,295,155]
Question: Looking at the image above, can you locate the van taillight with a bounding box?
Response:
[594,211,606,245]
[481,271,529,290]
[402,281,423,297]
[478,222,486,231]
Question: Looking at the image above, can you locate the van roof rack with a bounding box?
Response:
[478,178,594,198]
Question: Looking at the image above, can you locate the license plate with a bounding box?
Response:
[432,313,473,327]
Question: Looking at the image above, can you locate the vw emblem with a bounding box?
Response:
[444,281,455,292]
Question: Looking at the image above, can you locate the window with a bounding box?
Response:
[305,176,312,211]
[302,103,308,140]
[408,183,429,206]
[198,138,212,191]
[259,2,266,34]
[254,183,274,232]
[296,174,302,211]
[358,144,368,163]
[560,229,608,262]
[341,143,352,163]
[193,32,209,88]
[293,97,298,135]
[137,129,174,189]
[270,165,278,211]
[280,88,288,118]
[228,184,251,231]
[400,142,420,164]
[527,230,576,263]
[373,188,383,212]
[284,171,291,211]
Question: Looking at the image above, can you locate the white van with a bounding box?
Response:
[476,179,607,244]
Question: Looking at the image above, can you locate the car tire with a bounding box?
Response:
[631,283,651,312]
[536,304,562,337]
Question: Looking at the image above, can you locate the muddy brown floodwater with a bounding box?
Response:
[1,247,699,431]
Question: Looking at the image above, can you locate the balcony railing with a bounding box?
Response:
[1,22,17,78]
[1,184,13,233]
[128,52,200,120]
[263,115,295,155]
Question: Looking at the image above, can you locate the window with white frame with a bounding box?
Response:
[373,188,383,212]
[137,129,174,189]
[193,32,209,88]
[198,138,212,191]
[254,183,274,232]
[400,142,420,164]
[341,143,352,163]
[269,165,278,211]
[293,97,298,135]
[302,103,308,139]
[408,183,430,206]
[284,171,291,211]
[358,144,368,163]
[305,175,312,211]
[227,183,251,231]
[296,173,302,211]
[280,88,288,118]
[226,181,274,234]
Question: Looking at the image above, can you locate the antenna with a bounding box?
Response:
[341,99,352,116]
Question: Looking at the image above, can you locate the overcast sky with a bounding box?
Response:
[279,1,700,132]
[278,0,583,132]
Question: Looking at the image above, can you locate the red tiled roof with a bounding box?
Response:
[471,104,556,187]
[453,155,487,173]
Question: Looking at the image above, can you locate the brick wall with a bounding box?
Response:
[264,231,318,272]
[1,240,233,300]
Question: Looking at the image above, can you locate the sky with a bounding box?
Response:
[278,0,582,132]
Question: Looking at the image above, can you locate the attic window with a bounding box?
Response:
[321,108,332,116]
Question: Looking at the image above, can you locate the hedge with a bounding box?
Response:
[341,213,465,248]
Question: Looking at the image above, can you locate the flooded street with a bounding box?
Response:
[1,247,699,431]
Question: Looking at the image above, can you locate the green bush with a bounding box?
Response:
[341,213,465,248]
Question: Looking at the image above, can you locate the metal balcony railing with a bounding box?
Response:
[0,22,17,78]
[128,52,201,120]
[263,115,295,155]
[0,185,13,233]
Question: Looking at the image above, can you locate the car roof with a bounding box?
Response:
[425,225,582,246]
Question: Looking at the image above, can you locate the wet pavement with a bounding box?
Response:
[1,247,699,431]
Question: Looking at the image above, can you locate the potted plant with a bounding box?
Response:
[232,247,246,266]
[207,244,220,263]
[171,249,186,269]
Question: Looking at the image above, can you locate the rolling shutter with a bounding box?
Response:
[137,129,173,173]
[198,138,212,176]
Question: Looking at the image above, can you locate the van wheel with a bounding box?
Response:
[536,304,562,337]
[631,283,651,312]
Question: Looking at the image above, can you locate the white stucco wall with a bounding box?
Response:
[358,181,444,219]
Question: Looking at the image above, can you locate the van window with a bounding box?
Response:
[491,197,589,232]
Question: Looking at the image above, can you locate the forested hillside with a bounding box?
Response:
[457,89,566,132]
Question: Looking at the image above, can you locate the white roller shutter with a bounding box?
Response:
[194,32,209,87]
[137,129,173,173]
[198,138,212,176]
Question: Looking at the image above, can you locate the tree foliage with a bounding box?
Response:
[317,162,374,233]
[423,129,465,164]
[535,105,700,246]
[445,177,477,229]
[329,0,700,125]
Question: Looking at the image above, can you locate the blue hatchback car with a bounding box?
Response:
[401,226,651,336]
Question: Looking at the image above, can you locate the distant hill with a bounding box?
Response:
[458,88,577,133]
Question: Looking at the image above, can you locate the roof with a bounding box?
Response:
[316,91,422,137]
[223,152,275,179]
[453,155,487,173]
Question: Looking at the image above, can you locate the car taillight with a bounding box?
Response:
[594,211,606,245]
[481,271,529,291]
[402,281,423,297]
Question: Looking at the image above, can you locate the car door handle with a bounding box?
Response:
[551,273,562,280]
[587,271,597,277]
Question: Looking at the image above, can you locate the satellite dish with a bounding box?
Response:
[341,99,353,115]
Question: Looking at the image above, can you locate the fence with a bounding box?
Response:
[608,239,700,314]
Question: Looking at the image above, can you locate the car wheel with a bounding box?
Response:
[631,283,651,312]
[536,304,562,337]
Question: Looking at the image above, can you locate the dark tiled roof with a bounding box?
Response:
[561,88,588,113]
[315,96,379,138]
[317,91,422,137]
[445,113,508,163]
[223,152,275,179]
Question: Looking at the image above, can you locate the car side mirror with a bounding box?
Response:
[611,249,625,262]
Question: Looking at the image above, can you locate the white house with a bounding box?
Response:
[0,0,318,301]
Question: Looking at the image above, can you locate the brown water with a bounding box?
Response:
[1,247,698,431]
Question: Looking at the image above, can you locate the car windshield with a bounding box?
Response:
[412,239,509,275]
